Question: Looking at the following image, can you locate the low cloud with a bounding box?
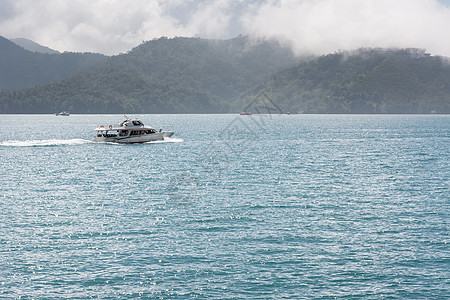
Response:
[0,0,192,54]
[1,0,449,56]
[242,0,450,57]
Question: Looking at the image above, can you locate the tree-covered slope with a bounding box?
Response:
[1,36,450,114]
[0,36,106,90]
[237,49,450,113]
[0,36,300,113]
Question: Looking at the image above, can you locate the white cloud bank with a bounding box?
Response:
[1,0,450,56]
[243,0,450,56]
[0,0,192,54]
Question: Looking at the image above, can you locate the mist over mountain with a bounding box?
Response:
[3,0,450,57]
[0,36,106,90]
[9,37,60,54]
[0,36,449,114]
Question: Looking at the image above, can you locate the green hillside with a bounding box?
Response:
[1,36,450,114]
[236,49,450,114]
[0,36,299,113]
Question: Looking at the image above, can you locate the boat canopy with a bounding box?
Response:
[95,116,161,132]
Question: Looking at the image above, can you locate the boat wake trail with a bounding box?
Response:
[0,139,92,147]
[149,137,183,144]
[0,137,183,147]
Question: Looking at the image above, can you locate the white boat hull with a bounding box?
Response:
[93,131,174,144]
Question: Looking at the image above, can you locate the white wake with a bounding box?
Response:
[0,139,92,147]
[0,137,183,147]
[149,137,184,144]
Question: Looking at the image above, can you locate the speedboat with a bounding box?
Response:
[93,116,174,144]
[55,111,70,116]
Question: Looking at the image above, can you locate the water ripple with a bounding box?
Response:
[0,114,449,299]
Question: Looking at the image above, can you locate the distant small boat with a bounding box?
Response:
[240,112,252,115]
[55,111,70,116]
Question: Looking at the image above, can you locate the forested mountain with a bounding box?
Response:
[0,36,300,113]
[0,36,106,90]
[235,49,450,114]
[0,35,449,114]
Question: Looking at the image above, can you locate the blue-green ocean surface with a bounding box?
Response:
[0,114,449,298]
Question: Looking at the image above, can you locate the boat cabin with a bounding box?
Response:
[96,128,159,138]
[93,116,172,143]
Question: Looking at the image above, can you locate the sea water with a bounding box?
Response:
[0,114,448,298]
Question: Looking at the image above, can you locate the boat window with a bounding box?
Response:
[130,130,140,136]
[132,120,142,126]
[119,130,128,136]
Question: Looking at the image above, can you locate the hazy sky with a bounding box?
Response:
[1,0,450,56]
